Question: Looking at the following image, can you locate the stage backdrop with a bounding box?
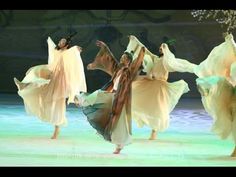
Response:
[0,10,233,97]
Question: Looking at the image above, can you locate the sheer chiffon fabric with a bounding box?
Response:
[126,36,195,131]
[80,89,131,146]
[15,37,87,126]
[196,76,236,143]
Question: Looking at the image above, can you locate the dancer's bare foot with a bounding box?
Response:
[113,148,122,154]
[51,135,57,139]
[149,130,157,140]
[74,96,80,107]
[230,147,236,157]
[51,126,60,139]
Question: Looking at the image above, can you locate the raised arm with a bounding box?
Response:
[130,47,145,78]
[126,35,157,62]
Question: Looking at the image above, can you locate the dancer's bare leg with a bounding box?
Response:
[149,129,157,140]
[51,125,60,139]
[113,144,123,154]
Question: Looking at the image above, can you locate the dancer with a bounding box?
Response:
[195,33,236,157]
[125,35,197,140]
[79,40,145,154]
[14,33,87,139]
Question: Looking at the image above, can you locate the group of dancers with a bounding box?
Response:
[14,32,236,156]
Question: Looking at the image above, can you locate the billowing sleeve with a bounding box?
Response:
[47,37,56,65]
[87,41,119,77]
[194,33,236,78]
[161,43,197,73]
[125,35,159,73]
[62,46,87,104]
[142,54,154,74]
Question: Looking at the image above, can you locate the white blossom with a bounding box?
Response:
[191,10,236,33]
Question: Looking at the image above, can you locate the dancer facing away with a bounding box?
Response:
[14,33,87,139]
[125,35,197,140]
[194,33,236,157]
[78,40,145,154]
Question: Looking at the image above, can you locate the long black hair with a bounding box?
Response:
[55,31,77,50]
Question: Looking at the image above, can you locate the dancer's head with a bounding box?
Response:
[120,51,134,66]
[56,38,70,50]
[158,37,176,57]
[55,32,77,50]
[159,46,163,56]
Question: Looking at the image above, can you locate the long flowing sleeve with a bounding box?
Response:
[142,54,154,74]
[194,33,236,78]
[47,37,56,65]
[125,35,159,72]
[87,41,119,77]
[62,46,87,104]
[161,43,197,73]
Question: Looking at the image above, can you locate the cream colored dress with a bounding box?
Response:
[195,34,236,143]
[79,72,131,147]
[111,73,131,147]
[194,34,236,83]
[126,35,196,131]
[132,58,189,131]
[15,37,87,126]
[196,76,236,142]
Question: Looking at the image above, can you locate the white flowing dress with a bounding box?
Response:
[14,37,87,126]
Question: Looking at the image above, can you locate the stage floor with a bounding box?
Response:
[0,94,235,166]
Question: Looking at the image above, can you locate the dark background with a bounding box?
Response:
[0,10,233,97]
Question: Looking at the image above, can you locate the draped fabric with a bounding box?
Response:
[194,34,236,84]
[195,34,236,142]
[126,35,193,131]
[125,35,197,74]
[196,76,236,142]
[14,37,87,126]
[80,45,145,143]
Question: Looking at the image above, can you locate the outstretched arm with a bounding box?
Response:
[161,43,197,73]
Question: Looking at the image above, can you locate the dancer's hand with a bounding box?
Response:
[96,40,106,47]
